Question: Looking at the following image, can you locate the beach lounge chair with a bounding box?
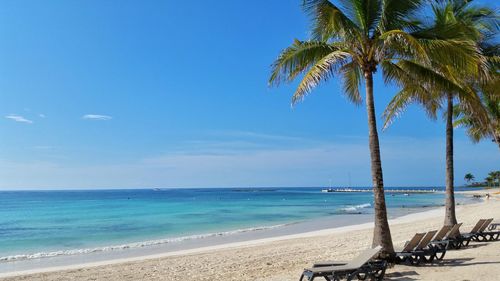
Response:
[414,230,441,263]
[429,225,452,259]
[394,233,425,265]
[441,220,492,249]
[441,223,464,249]
[459,219,489,245]
[395,231,440,265]
[449,219,494,246]
[299,246,387,281]
[473,218,500,242]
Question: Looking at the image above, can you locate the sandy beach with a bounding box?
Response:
[1,188,499,281]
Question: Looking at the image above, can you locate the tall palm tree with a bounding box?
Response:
[383,0,496,226]
[269,0,479,256]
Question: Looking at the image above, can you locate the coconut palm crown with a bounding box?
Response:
[269,0,481,256]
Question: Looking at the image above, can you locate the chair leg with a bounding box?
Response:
[463,238,471,247]
[369,264,387,281]
[409,254,421,266]
[425,253,435,263]
[436,249,446,260]
[347,269,366,281]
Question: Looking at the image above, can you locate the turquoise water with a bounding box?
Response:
[0,187,469,261]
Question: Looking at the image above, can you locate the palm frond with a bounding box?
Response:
[379,0,423,32]
[346,0,383,35]
[379,29,429,62]
[302,0,362,41]
[383,85,441,129]
[339,61,363,104]
[382,88,415,129]
[383,59,477,96]
[269,40,340,86]
[292,50,351,104]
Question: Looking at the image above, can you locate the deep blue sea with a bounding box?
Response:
[0,187,473,262]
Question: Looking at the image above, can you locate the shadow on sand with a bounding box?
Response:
[385,255,500,280]
[384,270,419,280]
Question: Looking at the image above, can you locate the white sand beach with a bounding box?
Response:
[1,188,499,281]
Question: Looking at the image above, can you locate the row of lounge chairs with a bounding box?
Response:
[299,218,500,281]
[437,218,500,249]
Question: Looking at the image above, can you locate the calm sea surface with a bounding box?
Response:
[0,187,474,261]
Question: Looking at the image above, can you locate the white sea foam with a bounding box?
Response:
[0,223,292,262]
[339,203,371,212]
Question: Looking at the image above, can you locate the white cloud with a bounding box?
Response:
[82,114,112,121]
[39,114,46,118]
[5,114,33,124]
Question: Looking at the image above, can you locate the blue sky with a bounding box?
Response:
[0,0,498,189]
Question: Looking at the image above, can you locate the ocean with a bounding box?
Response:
[0,187,475,267]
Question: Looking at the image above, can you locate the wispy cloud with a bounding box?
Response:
[5,114,33,124]
[82,114,112,121]
[39,114,46,118]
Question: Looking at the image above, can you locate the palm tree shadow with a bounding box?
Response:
[384,270,419,280]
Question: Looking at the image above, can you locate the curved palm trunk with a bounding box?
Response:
[364,71,394,256]
[444,93,458,226]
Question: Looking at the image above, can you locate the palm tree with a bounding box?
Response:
[485,176,494,188]
[269,0,478,256]
[464,173,475,184]
[488,171,500,187]
[383,0,496,226]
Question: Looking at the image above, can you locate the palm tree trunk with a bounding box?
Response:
[364,71,394,256]
[444,92,458,226]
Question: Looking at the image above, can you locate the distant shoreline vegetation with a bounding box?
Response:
[464,170,500,188]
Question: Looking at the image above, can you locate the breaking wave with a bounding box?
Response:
[339,203,371,213]
[0,223,292,262]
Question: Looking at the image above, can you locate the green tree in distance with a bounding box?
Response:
[464,173,475,184]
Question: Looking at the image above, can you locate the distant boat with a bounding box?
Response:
[152,188,161,191]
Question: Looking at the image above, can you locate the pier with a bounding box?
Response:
[322,188,440,193]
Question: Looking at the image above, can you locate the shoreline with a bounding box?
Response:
[0,193,462,271]
[0,203,458,278]
[0,188,494,280]
[0,187,454,263]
